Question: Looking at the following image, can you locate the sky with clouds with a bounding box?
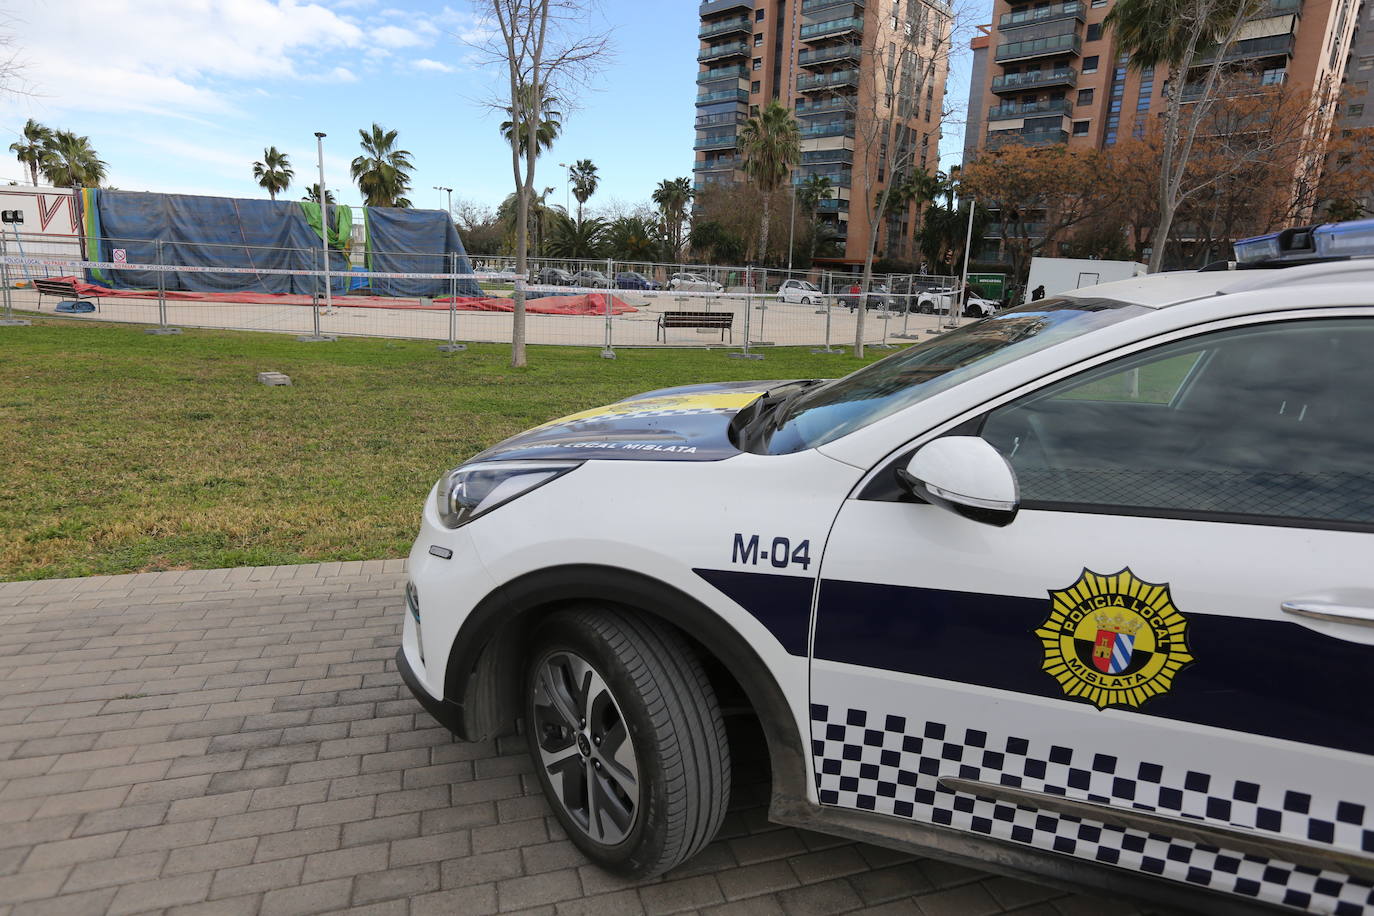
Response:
[1,0,975,214]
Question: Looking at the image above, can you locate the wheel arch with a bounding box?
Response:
[442,563,812,806]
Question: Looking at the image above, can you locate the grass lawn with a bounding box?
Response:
[0,319,886,580]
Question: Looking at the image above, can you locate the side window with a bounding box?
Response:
[979,318,1374,527]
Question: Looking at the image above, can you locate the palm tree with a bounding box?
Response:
[302,183,336,204]
[738,100,800,264]
[497,188,558,256]
[651,177,694,259]
[795,174,834,215]
[40,131,108,189]
[252,146,294,201]
[9,119,53,186]
[500,83,562,157]
[350,123,414,208]
[546,212,607,259]
[569,159,599,222]
[606,215,664,262]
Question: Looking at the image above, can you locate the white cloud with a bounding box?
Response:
[3,0,370,118]
[413,58,454,73]
[373,24,424,48]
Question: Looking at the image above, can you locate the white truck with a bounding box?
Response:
[1024,257,1146,303]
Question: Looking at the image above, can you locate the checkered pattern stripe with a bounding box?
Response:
[810,705,1374,914]
[589,407,735,420]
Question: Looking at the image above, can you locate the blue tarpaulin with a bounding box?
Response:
[84,189,480,298]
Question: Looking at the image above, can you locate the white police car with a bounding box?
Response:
[399,219,1374,912]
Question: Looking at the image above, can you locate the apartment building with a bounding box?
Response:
[694,0,952,265]
[965,0,1359,154]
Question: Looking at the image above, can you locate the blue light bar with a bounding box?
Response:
[1313,217,1374,258]
[1233,231,1282,264]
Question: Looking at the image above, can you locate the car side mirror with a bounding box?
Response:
[898,436,1019,527]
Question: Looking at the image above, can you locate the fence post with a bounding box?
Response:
[752,268,774,347]
[145,238,183,335]
[438,251,466,353]
[297,246,334,342]
[601,256,615,359]
[0,229,26,327]
[728,264,763,360]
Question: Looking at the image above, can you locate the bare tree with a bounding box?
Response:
[477,0,611,367]
[844,0,956,356]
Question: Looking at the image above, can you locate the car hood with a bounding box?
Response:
[468,380,801,463]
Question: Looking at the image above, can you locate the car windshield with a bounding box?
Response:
[756,297,1148,454]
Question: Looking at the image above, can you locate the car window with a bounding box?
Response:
[757,298,1148,454]
[979,317,1374,527]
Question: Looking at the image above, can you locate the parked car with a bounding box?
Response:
[668,272,723,293]
[915,286,999,318]
[615,271,662,291]
[840,282,895,311]
[777,279,822,305]
[400,214,1374,911]
[533,267,574,287]
[571,270,613,289]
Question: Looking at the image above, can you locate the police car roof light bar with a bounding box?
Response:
[1313,216,1374,258]
[1234,216,1374,266]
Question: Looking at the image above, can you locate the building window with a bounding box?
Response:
[1351,103,1366,117]
[755,8,765,19]
[1360,56,1374,70]
[1073,120,1090,135]
[1077,88,1095,105]
[754,33,764,46]
[1083,55,1099,73]
[752,57,762,70]
[750,104,760,116]
[1260,67,1287,85]
[752,80,761,92]
[1086,23,1103,40]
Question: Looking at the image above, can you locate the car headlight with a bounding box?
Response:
[433,461,581,529]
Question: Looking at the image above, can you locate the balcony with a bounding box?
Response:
[1195,33,1294,64]
[986,127,1069,148]
[999,1,1085,30]
[798,43,862,69]
[697,65,749,83]
[800,17,864,40]
[797,70,860,92]
[695,111,746,128]
[795,170,852,188]
[987,98,1073,120]
[694,156,742,172]
[694,132,740,150]
[984,220,1048,238]
[699,0,752,16]
[794,96,854,117]
[696,88,751,105]
[995,32,1081,63]
[1257,0,1302,15]
[801,147,854,164]
[698,40,750,62]
[815,198,849,212]
[990,67,1077,93]
[698,16,752,39]
[799,120,856,139]
[801,0,864,13]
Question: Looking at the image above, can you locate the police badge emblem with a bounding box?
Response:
[1037,568,1193,709]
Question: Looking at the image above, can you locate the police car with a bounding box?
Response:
[398,218,1374,913]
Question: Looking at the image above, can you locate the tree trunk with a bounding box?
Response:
[513,183,529,367]
[759,192,772,267]
[29,162,38,187]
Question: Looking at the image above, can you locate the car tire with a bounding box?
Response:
[801,297,811,306]
[918,301,933,314]
[525,606,730,879]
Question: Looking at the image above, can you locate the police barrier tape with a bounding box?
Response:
[0,254,927,308]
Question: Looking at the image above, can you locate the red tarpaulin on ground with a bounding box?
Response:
[53,278,638,316]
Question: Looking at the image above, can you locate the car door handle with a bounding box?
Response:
[1280,599,1374,629]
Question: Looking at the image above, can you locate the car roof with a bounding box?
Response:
[1061,259,1374,309]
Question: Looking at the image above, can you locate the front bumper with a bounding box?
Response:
[396,646,470,739]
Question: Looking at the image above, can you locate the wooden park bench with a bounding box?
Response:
[34,277,102,313]
[656,310,733,343]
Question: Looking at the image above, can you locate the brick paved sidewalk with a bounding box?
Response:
[0,563,1149,916]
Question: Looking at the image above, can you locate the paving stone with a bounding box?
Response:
[441,848,525,889]
[61,850,167,893]
[118,818,215,855]
[301,843,390,884]
[914,882,1004,916]
[23,832,127,871]
[775,877,864,916]
[716,860,801,901]
[351,862,440,904]
[259,877,354,916]
[497,868,584,912]
[390,829,471,867]
[209,856,305,899]
[340,813,418,848]
[411,884,500,916]
[107,871,214,915]
[164,838,260,877]
[253,826,341,863]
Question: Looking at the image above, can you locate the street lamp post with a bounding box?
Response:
[787,172,797,273]
[557,162,571,216]
[434,185,453,214]
[314,132,333,316]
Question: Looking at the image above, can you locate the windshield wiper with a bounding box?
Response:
[733,380,823,451]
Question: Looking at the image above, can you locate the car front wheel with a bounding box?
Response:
[525,607,730,878]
